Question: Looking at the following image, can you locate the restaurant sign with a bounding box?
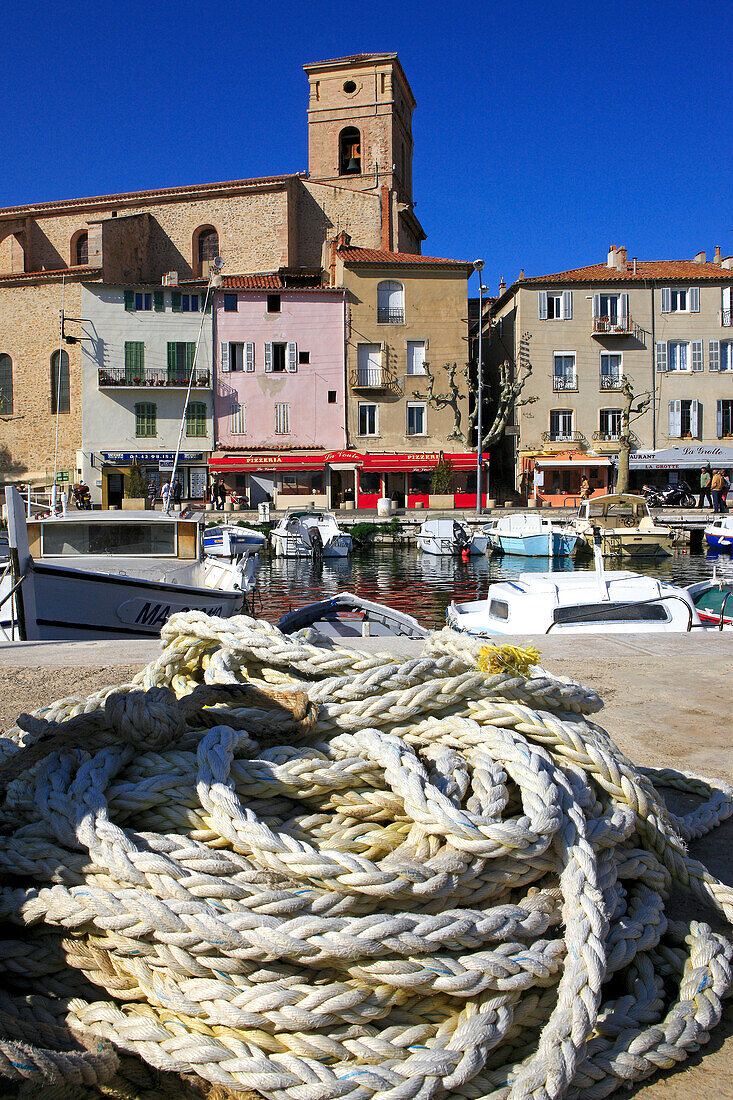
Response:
[628,446,733,470]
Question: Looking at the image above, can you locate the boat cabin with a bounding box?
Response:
[26,512,201,559]
[576,494,654,530]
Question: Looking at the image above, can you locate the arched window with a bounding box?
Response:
[377,280,404,324]
[50,350,70,414]
[72,231,88,266]
[339,127,361,176]
[0,354,12,414]
[195,226,219,274]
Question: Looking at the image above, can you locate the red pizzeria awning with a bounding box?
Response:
[362,452,484,471]
[209,451,484,472]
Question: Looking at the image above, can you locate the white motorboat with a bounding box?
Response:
[483,513,578,557]
[271,509,352,558]
[572,494,673,558]
[446,548,701,635]
[277,593,428,640]
[204,523,266,558]
[417,518,488,556]
[0,488,257,640]
[704,515,733,551]
[686,571,733,628]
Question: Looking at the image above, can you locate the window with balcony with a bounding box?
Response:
[553,353,576,391]
[661,286,700,313]
[230,402,246,435]
[722,286,732,327]
[0,354,13,414]
[406,402,426,436]
[167,342,196,382]
[50,351,70,414]
[274,402,290,434]
[592,293,631,334]
[668,399,699,438]
[135,402,157,437]
[600,353,622,389]
[356,343,382,386]
[549,409,573,441]
[406,340,427,375]
[717,399,733,438]
[124,342,145,383]
[599,408,621,440]
[358,403,378,436]
[538,290,572,320]
[377,280,404,324]
[186,401,207,437]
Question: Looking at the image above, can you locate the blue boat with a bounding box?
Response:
[704,516,733,551]
[204,523,266,558]
[483,513,579,557]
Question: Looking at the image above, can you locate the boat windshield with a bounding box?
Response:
[553,601,669,624]
[41,522,177,557]
[587,503,644,526]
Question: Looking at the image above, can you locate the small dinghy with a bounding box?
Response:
[271,509,352,558]
[483,512,578,557]
[686,573,733,628]
[277,593,428,639]
[704,516,733,551]
[204,523,266,558]
[417,517,487,556]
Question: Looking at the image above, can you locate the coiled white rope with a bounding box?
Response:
[0,610,731,1100]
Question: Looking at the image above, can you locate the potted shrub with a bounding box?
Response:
[122,460,150,510]
[429,454,455,510]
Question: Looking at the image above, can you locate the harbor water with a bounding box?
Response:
[252,546,733,630]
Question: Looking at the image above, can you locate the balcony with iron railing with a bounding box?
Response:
[592,314,635,336]
[591,428,638,453]
[541,430,587,449]
[600,374,623,390]
[98,367,211,389]
[377,307,405,324]
[552,374,578,391]
[350,367,402,394]
[722,309,732,327]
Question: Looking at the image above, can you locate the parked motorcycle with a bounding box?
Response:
[72,483,92,509]
[642,482,696,508]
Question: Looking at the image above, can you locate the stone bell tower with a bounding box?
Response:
[304,53,420,215]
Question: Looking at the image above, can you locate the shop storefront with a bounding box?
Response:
[521,452,613,508]
[99,451,208,507]
[626,446,733,491]
[355,453,487,509]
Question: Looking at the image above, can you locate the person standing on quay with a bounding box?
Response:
[160,481,171,511]
[580,476,590,501]
[172,477,183,509]
[710,469,725,513]
[698,465,713,509]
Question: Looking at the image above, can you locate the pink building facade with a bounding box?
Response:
[212,281,348,507]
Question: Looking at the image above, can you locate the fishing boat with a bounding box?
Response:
[483,513,578,557]
[572,493,674,558]
[1,488,257,640]
[277,593,428,640]
[686,573,733,628]
[446,548,701,635]
[271,509,352,558]
[203,523,266,558]
[704,515,733,551]
[417,518,488,556]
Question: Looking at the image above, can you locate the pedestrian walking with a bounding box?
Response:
[160,481,171,511]
[698,465,713,509]
[217,480,227,510]
[172,477,183,508]
[147,479,157,508]
[711,469,724,513]
[580,476,590,501]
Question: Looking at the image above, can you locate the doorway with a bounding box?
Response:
[105,470,124,509]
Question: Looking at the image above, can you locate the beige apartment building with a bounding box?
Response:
[490,245,733,503]
[329,239,476,507]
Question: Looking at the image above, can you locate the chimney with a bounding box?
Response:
[499,276,506,293]
[518,269,525,281]
[693,251,706,263]
[607,245,617,269]
[721,256,733,270]
[617,246,627,269]
[714,246,722,264]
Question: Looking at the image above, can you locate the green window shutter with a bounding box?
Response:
[124,289,135,311]
[125,342,145,382]
[0,354,13,414]
[153,290,165,312]
[135,402,157,437]
[171,291,182,313]
[186,401,207,437]
[186,343,196,371]
[167,342,177,381]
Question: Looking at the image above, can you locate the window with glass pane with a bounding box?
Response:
[719,400,733,437]
[75,232,88,266]
[186,401,207,437]
[599,409,621,439]
[406,403,426,435]
[669,289,687,312]
[668,342,689,371]
[598,295,619,321]
[406,341,426,375]
[547,293,562,319]
[721,343,733,372]
[198,228,219,264]
[50,351,70,413]
[134,292,152,311]
[600,353,622,387]
[550,409,573,440]
[124,342,145,383]
[135,402,157,437]
[359,403,377,435]
[0,354,12,414]
[553,354,576,389]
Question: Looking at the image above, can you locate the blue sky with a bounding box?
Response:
[4,0,730,293]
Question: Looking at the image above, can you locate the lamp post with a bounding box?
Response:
[473,259,485,515]
[166,256,225,514]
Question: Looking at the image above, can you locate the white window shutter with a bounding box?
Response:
[562,291,572,319]
[287,342,298,373]
[264,342,273,373]
[661,288,671,313]
[723,286,732,324]
[220,341,230,373]
[669,399,681,436]
[230,402,245,434]
[691,340,703,371]
[690,399,699,437]
[538,291,547,320]
[709,340,720,371]
[245,342,255,372]
[655,341,668,373]
[592,293,600,319]
[689,286,700,312]
[619,293,628,320]
[717,400,723,438]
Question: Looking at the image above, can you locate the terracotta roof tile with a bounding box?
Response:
[339,247,471,267]
[0,266,102,283]
[221,274,344,292]
[522,260,733,284]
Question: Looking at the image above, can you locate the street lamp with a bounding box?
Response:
[473,259,485,515]
[166,255,225,513]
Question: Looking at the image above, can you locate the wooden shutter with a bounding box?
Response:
[709,340,720,371]
[230,402,245,434]
[689,286,700,312]
[124,289,135,311]
[723,286,732,324]
[245,342,255,372]
[153,291,165,312]
[186,343,196,371]
[264,342,273,373]
[717,400,723,438]
[669,399,681,436]
[592,293,600,319]
[562,291,572,320]
[167,343,177,379]
[287,342,298,372]
[538,291,548,320]
[690,399,700,437]
[619,293,628,321]
[691,340,703,371]
[655,341,668,373]
[220,341,230,373]
[171,291,182,313]
[661,288,671,313]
